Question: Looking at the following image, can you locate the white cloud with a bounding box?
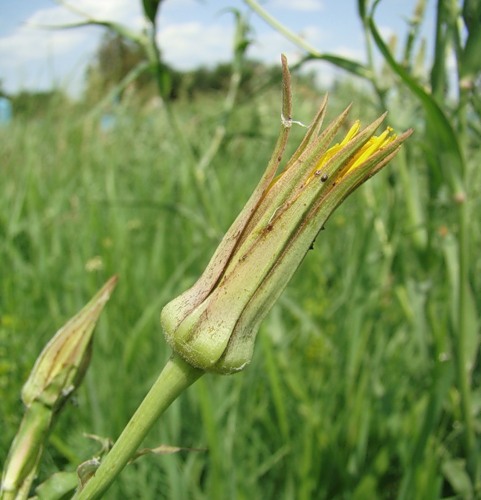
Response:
[271,0,324,12]
[300,59,336,87]
[248,30,302,64]
[0,0,378,95]
[13,0,145,61]
[298,25,325,46]
[0,26,88,65]
[161,0,199,9]
[28,6,84,26]
[157,13,326,71]
[42,0,144,26]
[0,0,146,93]
[159,21,236,69]
[331,45,365,62]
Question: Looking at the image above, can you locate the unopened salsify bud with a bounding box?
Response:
[21,276,118,411]
[1,277,118,499]
[161,55,412,374]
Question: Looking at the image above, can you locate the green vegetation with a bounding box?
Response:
[1,0,481,498]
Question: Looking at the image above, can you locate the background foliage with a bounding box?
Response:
[1,0,480,498]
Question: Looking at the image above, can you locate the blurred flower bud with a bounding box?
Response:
[1,277,118,498]
[21,276,118,411]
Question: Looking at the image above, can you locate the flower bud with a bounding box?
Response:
[161,56,412,374]
[1,277,118,499]
[21,276,118,410]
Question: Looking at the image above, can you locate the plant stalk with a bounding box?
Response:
[0,403,52,500]
[73,353,203,500]
[243,0,321,57]
[456,194,477,481]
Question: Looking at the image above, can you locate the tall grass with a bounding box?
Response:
[1,2,481,498]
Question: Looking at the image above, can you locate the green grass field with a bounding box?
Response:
[1,62,480,499]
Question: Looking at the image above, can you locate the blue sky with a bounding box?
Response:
[0,0,435,96]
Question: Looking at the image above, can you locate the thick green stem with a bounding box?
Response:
[73,353,203,500]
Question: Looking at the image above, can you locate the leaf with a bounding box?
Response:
[129,444,206,463]
[142,0,163,23]
[35,471,78,500]
[243,0,371,80]
[442,458,473,497]
[460,0,481,81]
[368,15,464,193]
[357,0,368,20]
[442,234,480,373]
[302,54,372,80]
[462,282,480,374]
